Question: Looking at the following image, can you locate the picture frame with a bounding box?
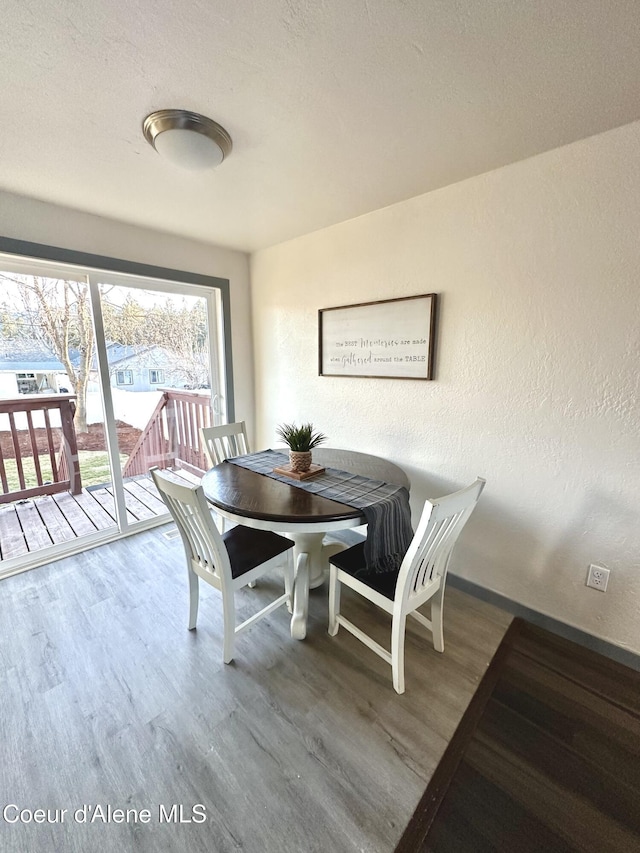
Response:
[319,293,437,380]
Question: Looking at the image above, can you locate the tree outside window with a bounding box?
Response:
[0,274,94,432]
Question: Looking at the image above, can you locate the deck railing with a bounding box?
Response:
[123,389,214,478]
[0,394,82,504]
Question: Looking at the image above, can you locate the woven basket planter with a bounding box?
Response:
[289,450,312,473]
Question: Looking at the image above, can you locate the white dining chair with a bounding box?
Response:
[200,421,250,534]
[151,467,294,664]
[201,421,250,467]
[328,478,486,694]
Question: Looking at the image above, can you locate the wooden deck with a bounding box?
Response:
[0,473,194,561]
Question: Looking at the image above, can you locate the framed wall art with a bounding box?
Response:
[319,293,437,379]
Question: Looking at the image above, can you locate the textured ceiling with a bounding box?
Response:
[2,0,640,252]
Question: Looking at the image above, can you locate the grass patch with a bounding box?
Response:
[2,451,128,492]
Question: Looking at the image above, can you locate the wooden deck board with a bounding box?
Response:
[86,485,144,527]
[31,495,77,545]
[14,501,53,551]
[136,468,201,493]
[0,503,28,559]
[52,491,100,536]
[69,489,118,531]
[121,477,168,515]
[105,484,156,521]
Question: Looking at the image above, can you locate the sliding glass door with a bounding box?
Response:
[0,254,228,575]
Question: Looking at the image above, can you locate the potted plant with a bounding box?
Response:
[276,422,327,473]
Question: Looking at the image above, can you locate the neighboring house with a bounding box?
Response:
[0,337,208,397]
[97,343,208,392]
[0,338,75,397]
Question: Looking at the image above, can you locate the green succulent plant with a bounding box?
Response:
[276,422,327,452]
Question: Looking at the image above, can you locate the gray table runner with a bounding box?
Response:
[228,450,414,574]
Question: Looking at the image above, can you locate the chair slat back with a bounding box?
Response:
[151,467,231,585]
[201,422,250,467]
[399,478,486,602]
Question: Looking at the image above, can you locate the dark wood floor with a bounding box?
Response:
[395,618,640,852]
[0,528,511,853]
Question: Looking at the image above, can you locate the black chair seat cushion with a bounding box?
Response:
[330,542,399,600]
[223,525,294,579]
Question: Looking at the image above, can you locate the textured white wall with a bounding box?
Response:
[251,121,640,653]
[0,190,255,438]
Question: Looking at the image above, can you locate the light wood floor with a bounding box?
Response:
[0,527,511,853]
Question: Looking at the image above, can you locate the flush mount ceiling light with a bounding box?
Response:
[143,109,232,170]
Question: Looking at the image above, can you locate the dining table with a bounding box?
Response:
[200,447,410,640]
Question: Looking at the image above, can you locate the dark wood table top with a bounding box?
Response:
[200,447,409,525]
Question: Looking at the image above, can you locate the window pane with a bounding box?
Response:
[98,283,220,479]
[0,270,117,562]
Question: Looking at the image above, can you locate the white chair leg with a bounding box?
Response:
[431,586,445,653]
[391,614,407,694]
[222,592,236,664]
[187,567,199,630]
[328,568,341,636]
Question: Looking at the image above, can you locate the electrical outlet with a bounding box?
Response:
[586,564,610,592]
